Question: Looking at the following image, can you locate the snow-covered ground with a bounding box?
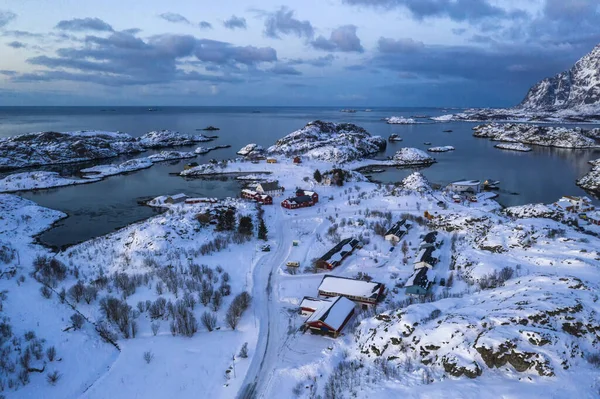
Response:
[2,128,600,399]
[577,158,600,194]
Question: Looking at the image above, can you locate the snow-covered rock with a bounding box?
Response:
[0,171,98,193]
[81,158,154,178]
[504,203,558,219]
[427,146,455,152]
[400,172,432,192]
[356,274,599,379]
[391,148,435,166]
[473,123,599,148]
[147,151,196,162]
[0,130,141,171]
[237,143,264,156]
[576,158,600,193]
[494,142,532,152]
[0,130,216,170]
[266,121,386,163]
[194,145,231,155]
[137,130,212,148]
[385,116,418,124]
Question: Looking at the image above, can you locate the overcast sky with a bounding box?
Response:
[0,0,599,106]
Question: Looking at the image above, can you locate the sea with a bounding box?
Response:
[0,106,599,248]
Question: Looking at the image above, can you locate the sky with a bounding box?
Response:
[0,0,599,107]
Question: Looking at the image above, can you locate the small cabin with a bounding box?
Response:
[165,193,188,204]
[295,189,319,203]
[317,237,361,269]
[267,158,277,164]
[281,195,315,209]
[293,156,302,164]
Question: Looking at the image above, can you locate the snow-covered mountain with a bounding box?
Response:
[266,121,386,163]
[519,44,600,111]
[473,123,600,148]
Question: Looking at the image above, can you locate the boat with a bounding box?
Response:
[364,109,372,112]
[370,169,384,173]
[443,129,453,133]
[184,162,199,170]
[148,108,158,112]
[340,109,357,113]
[483,179,500,190]
[424,142,432,145]
[388,134,403,142]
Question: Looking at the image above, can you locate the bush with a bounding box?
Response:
[83,285,98,304]
[151,322,160,336]
[149,297,167,319]
[143,351,154,364]
[170,301,198,337]
[40,286,53,299]
[238,216,254,236]
[239,342,248,358]
[99,296,133,338]
[226,292,252,330]
[211,291,222,312]
[201,311,217,332]
[47,371,61,385]
[24,330,36,341]
[46,346,57,362]
[71,313,85,330]
[587,352,600,368]
[32,256,67,286]
[68,281,85,303]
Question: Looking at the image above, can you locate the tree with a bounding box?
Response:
[238,216,254,236]
[257,219,268,241]
[71,313,84,330]
[401,240,409,264]
[239,342,249,358]
[313,169,322,183]
[217,209,236,231]
[201,311,217,332]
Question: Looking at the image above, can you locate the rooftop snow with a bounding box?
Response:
[306,296,355,331]
[319,275,383,299]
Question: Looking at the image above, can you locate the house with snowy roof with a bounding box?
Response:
[556,196,595,213]
[299,296,331,316]
[295,189,319,203]
[256,181,284,196]
[164,193,188,204]
[384,219,408,243]
[317,237,361,269]
[405,267,435,296]
[318,275,385,307]
[413,246,436,270]
[304,296,356,338]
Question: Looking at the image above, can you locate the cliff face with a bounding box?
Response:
[519,44,600,110]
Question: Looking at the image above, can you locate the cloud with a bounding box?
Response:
[0,70,17,76]
[158,12,190,25]
[55,17,114,32]
[199,21,213,29]
[288,54,334,67]
[1,30,44,39]
[269,64,302,75]
[264,7,314,39]
[342,0,524,23]
[0,10,16,28]
[378,37,424,53]
[16,31,277,87]
[312,25,364,52]
[7,41,25,49]
[223,15,247,30]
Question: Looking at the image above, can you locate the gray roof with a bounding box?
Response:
[259,182,281,191]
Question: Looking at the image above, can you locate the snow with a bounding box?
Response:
[237,143,264,156]
[473,123,599,148]
[81,158,154,178]
[494,142,532,152]
[147,150,196,162]
[400,172,432,193]
[306,296,355,331]
[427,146,455,152]
[318,276,382,299]
[430,114,454,122]
[391,147,436,166]
[137,130,212,148]
[385,116,419,124]
[0,171,99,193]
[576,158,600,194]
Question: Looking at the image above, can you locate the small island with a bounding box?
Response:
[494,142,532,152]
[427,146,455,153]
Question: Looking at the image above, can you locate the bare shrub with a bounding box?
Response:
[47,370,61,385]
[46,346,57,362]
[151,322,160,336]
[201,311,217,332]
[143,351,154,364]
[71,313,85,330]
[83,285,98,304]
[40,286,52,299]
[239,342,248,358]
[68,281,85,303]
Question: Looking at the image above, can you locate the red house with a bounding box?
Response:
[295,189,319,203]
[293,156,302,164]
[241,189,272,205]
[304,296,355,338]
[281,195,315,209]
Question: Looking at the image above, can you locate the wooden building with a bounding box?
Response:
[165,193,188,204]
[256,182,284,196]
[317,237,361,269]
[318,275,385,307]
[405,267,434,296]
[281,195,315,209]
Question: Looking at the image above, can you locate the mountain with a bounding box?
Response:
[519,44,600,111]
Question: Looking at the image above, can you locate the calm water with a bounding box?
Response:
[0,106,598,248]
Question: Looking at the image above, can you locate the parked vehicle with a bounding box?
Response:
[260,244,271,252]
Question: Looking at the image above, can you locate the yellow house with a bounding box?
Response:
[267,158,277,164]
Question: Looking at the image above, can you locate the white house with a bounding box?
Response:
[165,193,188,204]
[447,180,481,194]
[557,196,594,213]
[256,181,284,196]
